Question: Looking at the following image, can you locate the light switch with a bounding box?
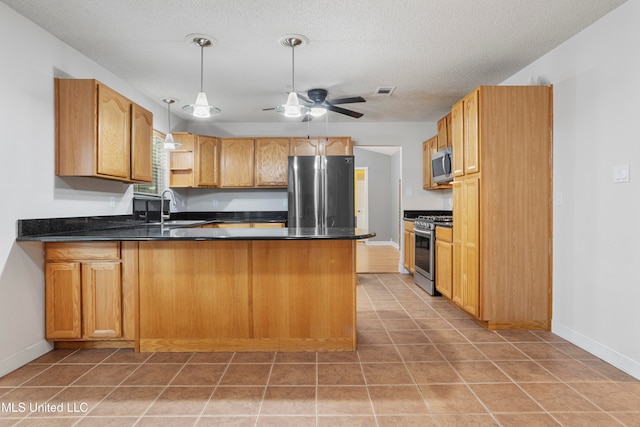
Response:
[613,164,630,183]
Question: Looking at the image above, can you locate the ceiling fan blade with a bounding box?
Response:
[327,105,363,118]
[262,107,277,111]
[296,93,312,104]
[326,96,366,105]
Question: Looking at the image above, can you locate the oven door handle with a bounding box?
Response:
[414,229,432,238]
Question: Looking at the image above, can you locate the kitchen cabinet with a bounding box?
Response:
[44,242,137,343]
[290,137,352,156]
[403,220,415,273]
[169,133,220,188]
[452,89,479,177]
[255,138,289,187]
[220,138,255,187]
[423,136,444,190]
[55,79,152,183]
[435,226,453,299]
[437,113,452,150]
[450,86,552,330]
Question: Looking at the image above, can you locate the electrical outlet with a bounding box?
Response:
[109,197,116,208]
[613,164,630,183]
[212,199,219,208]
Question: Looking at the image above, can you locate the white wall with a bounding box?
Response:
[0,4,172,376]
[502,0,640,379]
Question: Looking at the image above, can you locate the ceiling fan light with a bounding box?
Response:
[310,106,326,117]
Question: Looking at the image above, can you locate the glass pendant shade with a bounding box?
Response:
[183,92,221,118]
[164,132,179,150]
[284,92,302,117]
[162,98,181,150]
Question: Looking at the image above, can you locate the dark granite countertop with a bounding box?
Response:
[16,213,374,242]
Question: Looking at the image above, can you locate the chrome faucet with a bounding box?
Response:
[160,189,177,227]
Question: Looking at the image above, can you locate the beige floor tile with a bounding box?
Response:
[469,383,544,412]
[419,384,487,414]
[202,386,265,416]
[368,385,430,415]
[317,385,373,415]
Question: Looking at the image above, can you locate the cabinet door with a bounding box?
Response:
[462,176,480,316]
[422,140,431,189]
[194,136,219,187]
[220,139,255,187]
[403,230,412,272]
[255,138,289,187]
[451,101,464,177]
[463,90,480,175]
[82,262,122,339]
[435,239,453,299]
[130,103,153,183]
[452,180,464,307]
[45,262,82,339]
[408,231,415,273]
[97,84,130,179]
[323,137,352,155]
[290,138,321,156]
[437,114,450,150]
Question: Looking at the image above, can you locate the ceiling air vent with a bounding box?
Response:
[374,86,396,96]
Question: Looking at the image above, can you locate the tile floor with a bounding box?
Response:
[1,273,639,426]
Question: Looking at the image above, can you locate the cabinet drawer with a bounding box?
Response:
[46,242,120,261]
[404,220,414,232]
[436,226,453,243]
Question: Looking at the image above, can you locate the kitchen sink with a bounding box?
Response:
[145,220,208,228]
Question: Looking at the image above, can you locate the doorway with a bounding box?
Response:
[355,167,369,230]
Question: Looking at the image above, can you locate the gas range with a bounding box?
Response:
[414,215,453,231]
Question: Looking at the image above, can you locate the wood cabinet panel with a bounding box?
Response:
[290,138,321,156]
[451,101,464,177]
[463,89,480,175]
[130,103,153,183]
[46,242,120,261]
[45,262,82,339]
[194,135,219,187]
[255,138,289,187]
[452,180,463,307]
[82,262,122,339]
[462,176,480,316]
[138,241,252,339]
[437,113,451,150]
[220,138,255,187]
[169,133,195,188]
[324,137,352,155]
[435,230,453,300]
[403,221,415,273]
[252,240,355,343]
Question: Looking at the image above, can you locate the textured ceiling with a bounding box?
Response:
[1,0,627,123]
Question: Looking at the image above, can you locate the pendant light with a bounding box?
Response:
[182,35,221,118]
[280,35,309,118]
[162,98,181,150]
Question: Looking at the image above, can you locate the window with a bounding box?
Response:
[133,131,168,196]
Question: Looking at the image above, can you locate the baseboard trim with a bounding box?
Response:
[0,340,53,377]
[552,321,640,380]
[361,240,399,249]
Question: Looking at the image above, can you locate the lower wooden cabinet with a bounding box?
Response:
[403,221,415,273]
[44,242,136,344]
[435,226,453,299]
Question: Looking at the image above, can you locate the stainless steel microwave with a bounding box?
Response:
[431,146,453,184]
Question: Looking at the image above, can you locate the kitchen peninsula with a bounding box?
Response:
[17,217,374,353]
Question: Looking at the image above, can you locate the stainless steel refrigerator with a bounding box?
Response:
[288,156,355,228]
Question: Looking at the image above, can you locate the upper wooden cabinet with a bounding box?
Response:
[451,89,479,177]
[220,138,255,187]
[169,133,220,188]
[422,136,437,189]
[290,137,352,156]
[451,85,553,330]
[55,79,152,183]
[436,113,452,150]
[254,138,289,187]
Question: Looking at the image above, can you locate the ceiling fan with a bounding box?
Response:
[264,88,366,121]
